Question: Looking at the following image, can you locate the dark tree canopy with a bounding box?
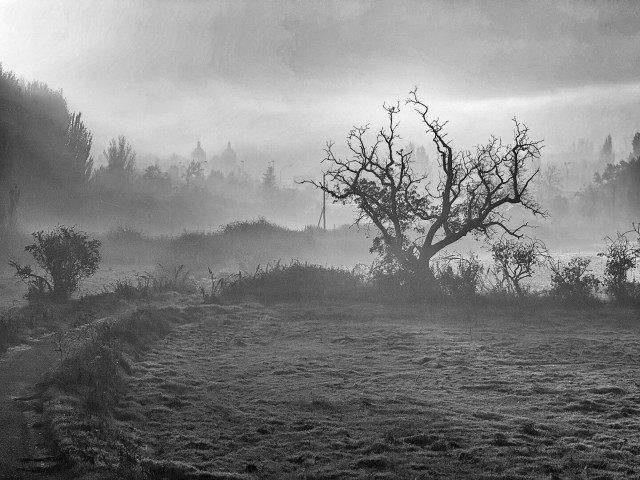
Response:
[632,132,640,159]
[66,112,94,186]
[262,162,278,193]
[599,134,614,165]
[93,136,138,204]
[103,135,136,175]
[310,90,545,290]
[0,65,94,217]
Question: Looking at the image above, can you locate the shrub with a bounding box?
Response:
[221,217,285,236]
[106,226,147,243]
[434,254,484,299]
[549,256,600,301]
[598,230,640,302]
[489,238,548,296]
[369,257,418,300]
[208,261,368,303]
[10,225,101,301]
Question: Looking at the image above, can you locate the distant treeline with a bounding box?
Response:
[535,133,640,229]
[1,64,638,236]
[0,65,320,231]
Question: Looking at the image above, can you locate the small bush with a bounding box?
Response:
[10,225,101,301]
[489,238,548,296]
[599,230,640,302]
[434,254,484,299]
[549,256,600,301]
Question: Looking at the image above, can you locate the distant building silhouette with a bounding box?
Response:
[191,141,206,164]
[218,141,238,174]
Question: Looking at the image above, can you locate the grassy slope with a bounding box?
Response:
[113,302,640,479]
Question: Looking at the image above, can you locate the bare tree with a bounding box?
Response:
[308,89,545,292]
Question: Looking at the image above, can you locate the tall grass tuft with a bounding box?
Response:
[110,264,196,298]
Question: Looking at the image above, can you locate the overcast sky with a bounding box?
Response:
[1,0,639,174]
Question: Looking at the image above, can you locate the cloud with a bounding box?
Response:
[1,0,639,164]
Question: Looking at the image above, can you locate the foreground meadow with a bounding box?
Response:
[116,302,640,479]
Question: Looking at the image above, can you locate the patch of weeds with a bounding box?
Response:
[110,278,149,299]
[402,433,435,448]
[291,423,316,432]
[353,454,390,470]
[363,442,389,454]
[565,400,607,413]
[286,450,315,465]
[589,386,625,395]
[111,264,197,299]
[608,406,638,419]
[531,384,561,394]
[431,438,460,451]
[520,422,540,436]
[473,411,504,421]
[256,425,272,435]
[492,432,511,447]
[309,396,339,412]
[142,459,246,479]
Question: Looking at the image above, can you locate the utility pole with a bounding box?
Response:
[323,173,326,231]
[317,173,326,230]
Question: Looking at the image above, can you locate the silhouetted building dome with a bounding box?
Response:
[219,141,238,172]
[191,141,206,164]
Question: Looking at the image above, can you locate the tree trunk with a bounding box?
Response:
[404,255,439,300]
[513,280,524,297]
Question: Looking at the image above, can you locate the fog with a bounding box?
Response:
[3,5,640,477]
[2,1,640,159]
[1,0,639,258]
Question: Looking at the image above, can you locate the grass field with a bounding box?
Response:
[111,302,640,479]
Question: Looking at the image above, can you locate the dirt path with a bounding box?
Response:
[0,333,63,479]
[0,293,198,479]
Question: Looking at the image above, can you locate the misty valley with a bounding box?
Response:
[2,2,640,479]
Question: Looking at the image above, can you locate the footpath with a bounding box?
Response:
[0,333,64,479]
